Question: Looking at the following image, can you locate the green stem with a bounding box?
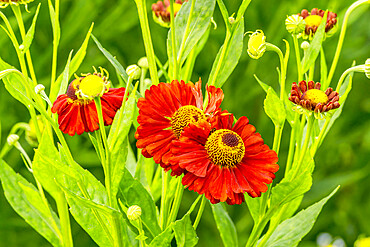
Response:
[134,0,159,85]
[266,43,285,100]
[94,97,112,206]
[137,218,146,247]
[167,176,184,227]
[335,65,363,92]
[292,36,302,81]
[309,64,315,81]
[193,195,206,230]
[56,193,73,247]
[291,114,314,179]
[285,113,299,175]
[311,117,331,156]
[112,215,123,247]
[160,170,170,229]
[169,0,178,79]
[50,0,60,88]
[326,0,369,86]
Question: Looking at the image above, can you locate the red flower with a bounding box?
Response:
[299,8,337,39]
[288,80,340,113]
[51,73,125,136]
[170,112,279,205]
[135,79,224,176]
[152,0,186,27]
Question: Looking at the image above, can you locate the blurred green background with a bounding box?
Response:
[0,0,369,246]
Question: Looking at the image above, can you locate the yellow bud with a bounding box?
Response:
[7,134,19,146]
[247,30,266,59]
[285,15,305,35]
[126,65,141,80]
[127,205,142,221]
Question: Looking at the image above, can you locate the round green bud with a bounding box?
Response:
[126,65,141,80]
[127,205,142,221]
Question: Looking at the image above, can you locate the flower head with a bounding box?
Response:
[135,79,224,176]
[127,205,142,221]
[355,237,370,247]
[289,80,340,114]
[0,0,33,8]
[299,8,338,39]
[285,14,306,36]
[152,0,185,28]
[170,112,279,205]
[247,30,266,59]
[51,68,125,136]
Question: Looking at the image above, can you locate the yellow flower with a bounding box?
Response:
[0,0,34,8]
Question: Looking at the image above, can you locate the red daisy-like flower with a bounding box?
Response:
[135,79,223,176]
[170,112,279,205]
[52,71,126,136]
[288,80,340,113]
[299,8,337,39]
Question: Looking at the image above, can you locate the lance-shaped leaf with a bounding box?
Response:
[211,203,238,247]
[264,87,286,127]
[172,214,198,247]
[264,186,339,247]
[207,19,244,88]
[148,227,173,247]
[167,0,216,66]
[0,159,62,247]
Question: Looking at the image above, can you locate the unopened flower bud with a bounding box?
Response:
[35,84,45,95]
[26,115,44,147]
[127,205,142,221]
[301,41,310,50]
[285,15,305,35]
[228,16,235,24]
[138,57,149,69]
[19,44,25,51]
[7,134,19,146]
[126,65,141,80]
[365,58,370,79]
[247,30,266,59]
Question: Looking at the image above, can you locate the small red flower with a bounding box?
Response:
[289,80,340,113]
[299,8,337,39]
[135,79,224,176]
[51,72,125,136]
[170,112,279,205]
[152,0,186,27]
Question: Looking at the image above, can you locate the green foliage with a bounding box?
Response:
[173,214,199,247]
[263,87,286,127]
[211,203,238,247]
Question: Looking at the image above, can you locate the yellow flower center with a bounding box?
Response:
[205,129,245,168]
[302,89,328,106]
[78,75,106,99]
[166,3,182,15]
[171,105,206,139]
[305,15,322,27]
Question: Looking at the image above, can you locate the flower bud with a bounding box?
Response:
[35,84,45,95]
[228,16,235,25]
[127,205,142,221]
[285,15,305,35]
[126,65,141,80]
[138,57,149,69]
[365,58,370,79]
[247,30,266,60]
[7,134,19,146]
[301,41,310,50]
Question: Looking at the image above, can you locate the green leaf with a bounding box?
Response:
[245,195,262,223]
[49,23,94,102]
[301,11,328,74]
[0,59,30,108]
[207,20,244,88]
[320,48,328,88]
[167,0,216,66]
[172,214,198,247]
[264,87,286,127]
[211,203,238,247]
[118,168,161,238]
[270,171,312,209]
[0,159,62,247]
[254,74,269,94]
[57,50,73,97]
[91,34,129,83]
[111,138,128,198]
[20,3,41,54]
[264,186,339,247]
[33,132,117,247]
[148,227,173,247]
[47,0,60,44]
